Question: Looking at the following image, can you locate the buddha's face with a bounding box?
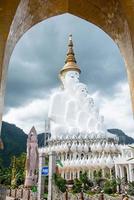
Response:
[64,71,79,89]
[88,96,94,106]
[75,83,88,100]
[84,96,94,110]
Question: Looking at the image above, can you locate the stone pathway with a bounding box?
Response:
[6,197,14,200]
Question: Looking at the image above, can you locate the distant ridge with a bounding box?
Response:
[0,121,27,167]
[108,129,134,144]
[0,122,47,166]
[0,121,134,166]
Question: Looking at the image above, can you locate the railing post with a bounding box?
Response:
[38,152,46,200]
[48,151,56,200]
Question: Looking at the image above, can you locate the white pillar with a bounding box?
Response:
[66,171,69,180]
[109,168,112,179]
[115,164,121,180]
[102,169,105,178]
[73,171,75,179]
[48,151,56,200]
[38,152,46,200]
[119,165,124,179]
[77,170,80,179]
[64,172,66,179]
[88,170,91,179]
[70,171,72,180]
[129,164,134,182]
[61,154,64,161]
[126,165,130,182]
[61,170,64,178]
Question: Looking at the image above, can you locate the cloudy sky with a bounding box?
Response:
[3,14,134,137]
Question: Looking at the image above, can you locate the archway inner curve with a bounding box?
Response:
[3,14,134,139]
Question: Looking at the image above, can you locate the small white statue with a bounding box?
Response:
[65,83,88,128]
[87,108,99,133]
[95,115,106,133]
[76,95,94,132]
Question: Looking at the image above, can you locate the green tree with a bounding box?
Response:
[53,173,67,193]
[15,153,26,186]
[103,178,117,194]
[0,152,26,187]
[0,167,12,185]
[79,171,93,192]
[72,171,93,199]
[72,178,82,194]
[116,176,125,193]
[127,181,134,196]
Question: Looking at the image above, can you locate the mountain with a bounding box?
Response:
[0,121,27,167]
[0,122,50,167]
[108,129,134,144]
[0,121,134,167]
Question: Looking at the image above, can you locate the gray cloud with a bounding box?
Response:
[5,14,127,111]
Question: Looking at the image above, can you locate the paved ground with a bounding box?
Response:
[6,197,14,200]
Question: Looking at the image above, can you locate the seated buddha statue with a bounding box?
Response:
[76,95,95,133]
[65,82,88,129]
[87,103,100,133]
[48,35,81,137]
[95,115,106,133]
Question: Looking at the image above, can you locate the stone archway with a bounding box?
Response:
[0,0,134,131]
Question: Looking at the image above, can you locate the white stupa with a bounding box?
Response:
[39,35,134,182]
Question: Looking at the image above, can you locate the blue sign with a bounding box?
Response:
[41,166,49,176]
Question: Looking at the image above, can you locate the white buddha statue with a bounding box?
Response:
[48,35,81,137]
[87,102,100,133]
[65,82,88,130]
[95,115,106,133]
[76,95,94,132]
[47,34,113,142]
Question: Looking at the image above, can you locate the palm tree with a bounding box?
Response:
[73,172,93,199]
[116,176,125,193]
[53,173,68,199]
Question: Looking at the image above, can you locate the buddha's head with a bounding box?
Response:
[86,95,94,107]
[62,70,79,91]
[75,83,88,101]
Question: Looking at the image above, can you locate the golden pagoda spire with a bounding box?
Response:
[59,35,81,78]
[65,34,76,63]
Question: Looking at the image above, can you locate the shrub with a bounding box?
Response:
[127,181,134,196]
[103,178,117,194]
[53,173,67,193]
